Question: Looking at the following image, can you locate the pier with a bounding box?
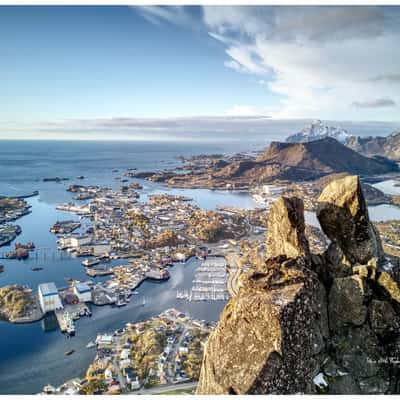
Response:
[54,302,91,334]
[176,257,230,302]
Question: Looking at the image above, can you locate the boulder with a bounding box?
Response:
[330,325,382,379]
[328,375,361,394]
[317,175,384,265]
[368,300,397,334]
[196,256,315,394]
[329,275,369,332]
[323,243,353,281]
[267,197,310,260]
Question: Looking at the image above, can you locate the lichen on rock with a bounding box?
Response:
[197,175,400,394]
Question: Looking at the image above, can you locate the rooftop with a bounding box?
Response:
[38,282,58,296]
[75,282,91,293]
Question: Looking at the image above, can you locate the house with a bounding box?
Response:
[119,359,131,369]
[104,367,113,383]
[107,381,120,394]
[73,283,92,302]
[96,334,113,346]
[124,368,140,390]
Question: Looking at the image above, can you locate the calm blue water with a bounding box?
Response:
[0,140,260,394]
[0,140,399,394]
[0,140,255,199]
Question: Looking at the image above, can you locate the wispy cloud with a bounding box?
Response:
[369,73,400,83]
[135,6,195,29]
[353,97,396,108]
[201,6,400,119]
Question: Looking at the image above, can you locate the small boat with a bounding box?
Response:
[141,296,146,307]
[71,313,80,321]
[86,341,96,349]
[82,258,100,267]
[116,300,128,307]
[132,291,139,295]
[31,267,43,271]
[65,350,75,356]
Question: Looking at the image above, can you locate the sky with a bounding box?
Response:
[1,5,400,140]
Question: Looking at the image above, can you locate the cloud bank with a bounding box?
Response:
[201,6,400,120]
[2,116,400,143]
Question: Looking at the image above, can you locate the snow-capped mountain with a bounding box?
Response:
[286,120,350,144]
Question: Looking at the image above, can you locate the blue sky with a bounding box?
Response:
[1,6,400,140]
[0,6,275,121]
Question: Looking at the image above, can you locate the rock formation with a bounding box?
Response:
[346,132,400,161]
[197,175,400,394]
[266,197,310,260]
[317,175,384,265]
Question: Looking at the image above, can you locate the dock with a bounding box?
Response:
[176,257,230,302]
[54,303,91,334]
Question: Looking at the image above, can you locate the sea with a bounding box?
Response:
[0,139,399,394]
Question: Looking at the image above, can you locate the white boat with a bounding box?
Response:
[141,296,146,306]
[86,341,96,349]
[82,258,100,267]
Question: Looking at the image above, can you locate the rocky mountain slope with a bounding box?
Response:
[346,132,400,161]
[217,138,397,182]
[286,120,350,144]
[197,175,400,394]
[166,138,398,189]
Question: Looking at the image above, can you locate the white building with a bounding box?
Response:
[73,283,92,302]
[96,334,114,346]
[262,184,283,195]
[120,348,130,360]
[58,235,91,249]
[38,282,63,313]
[91,242,112,256]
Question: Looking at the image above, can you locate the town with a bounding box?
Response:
[42,309,211,395]
[0,173,333,328]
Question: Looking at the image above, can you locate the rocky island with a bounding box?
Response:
[0,285,39,322]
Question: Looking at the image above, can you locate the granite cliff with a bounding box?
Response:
[197,175,400,394]
[346,132,400,161]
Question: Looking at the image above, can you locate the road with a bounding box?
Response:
[110,335,127,392]
[132,381,197,395]
[166,326,188,383]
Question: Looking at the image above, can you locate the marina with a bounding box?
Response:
[176,257,230,302]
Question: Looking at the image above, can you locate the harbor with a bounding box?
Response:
[176,257,230,302]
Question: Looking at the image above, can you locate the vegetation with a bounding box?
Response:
[79,379,107,395]
[145,229,184,249]
[127,211,149,229]
[80,360,109,394]
[182,329,208,380]
[0,197,27,212]
[156,387,195,395]
[132,325,167,379]
[0,285,32,321]
[187,211,229,242]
